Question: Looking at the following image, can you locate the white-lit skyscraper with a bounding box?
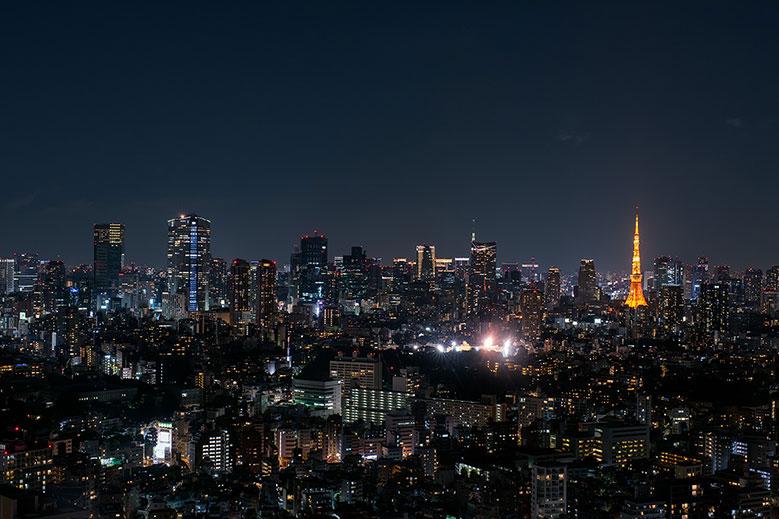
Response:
[164,214,211,317]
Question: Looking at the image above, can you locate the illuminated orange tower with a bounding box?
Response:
[625,209,648,308]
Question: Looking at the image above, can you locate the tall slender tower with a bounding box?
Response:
[625,209,648,308]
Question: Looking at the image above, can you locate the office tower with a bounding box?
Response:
[0,258,15,294]
[39,260,66,315]
[522,258,540,284]
[625,211,648,308]
[521,285,544,340]
[658,284,684,335]
[576,259,597,306]
[653,255,682,288]
[229,259,251,324]
[329,355,382,390]
[298,231,328,304]
[301,232,328,267]
[209,258,228,308]
[341,246,368,300]
[763,266,779,313]
[690,256,709,301]
[165,214,211,316]
[415,244,436,281]
[743,268,762,309]
[14,252,39,292]
[531,463,567,518]
[470,240,497,306]
[257,259,277,333]
[699,282,729,337]
[544,267,561,309]
[93,223,125,293]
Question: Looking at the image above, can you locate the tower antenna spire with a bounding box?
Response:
[471,218,476,243]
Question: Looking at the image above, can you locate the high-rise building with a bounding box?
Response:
[0,258,15,294]
[658,284,684,335]
[470,240,497,308]
[298,232,328,304]
[93,223,125,294]
[576,259,597,306]
[165,214,211,317]
[301,232,328,267]
[415,245,436,281]
[690,256,709,301]
[743,268,762,309]
[625,211,648,309]
[229,259,251,324]
[257,259,277,333]
[40,260,66,315]
[544,267,561,309]
[14,252,39,292]
[209,257,228,308]
[521,285,544,340]
[653,255,682,289]
[763,266,779,313]
[531,463,567,518]
[699,282,729,337]
[341,246,369,300]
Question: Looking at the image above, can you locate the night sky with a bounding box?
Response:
[2,2,778,272]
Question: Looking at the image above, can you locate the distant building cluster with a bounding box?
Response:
[0,211,778,517]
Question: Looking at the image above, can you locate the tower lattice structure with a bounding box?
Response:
[625,209,648,308]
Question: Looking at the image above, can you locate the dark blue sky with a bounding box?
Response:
[1,2,777,272]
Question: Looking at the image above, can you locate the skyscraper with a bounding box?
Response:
[415,245,436,281]
[690,256,709,302]
[40,260,66,315]
[298,231,328,304]
[257,259,277,334]
[625,211,648,309]
[576,259,597,306]
[0,258,15,294]
[93,223,125,294]
[653,255,682,289]
[209,257,228,308]
[658,284,684,335]
[699,282,729,338]
[764,266,779,314]
[470,240,497,309]
[164,214,211,317]
[743,268,762,309]
[544,267,561,310]
[521,285,544,340]
[229,259,251,324]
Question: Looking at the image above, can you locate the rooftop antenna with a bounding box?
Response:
[471,218,477,243]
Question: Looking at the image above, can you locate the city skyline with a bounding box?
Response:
[2,209,775,275]
[2,4,779,517]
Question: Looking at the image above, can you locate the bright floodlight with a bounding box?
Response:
[484,336,494,348]
[436,344,445,353]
